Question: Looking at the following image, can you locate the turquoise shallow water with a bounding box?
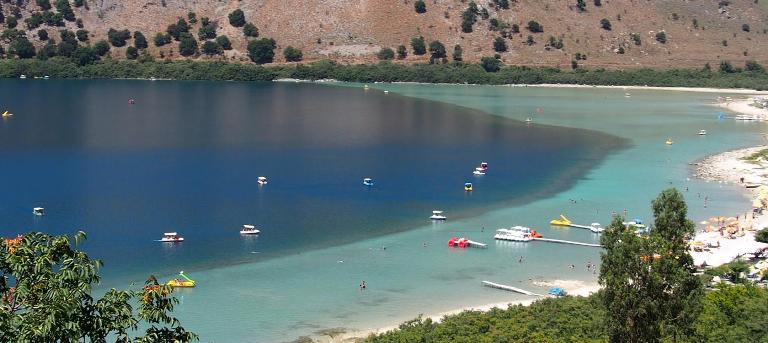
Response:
[169,84,765,342]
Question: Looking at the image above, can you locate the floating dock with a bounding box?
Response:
[533,237,602,248]
[568,223,597,231]
[482,281,543,296]
[467,239,487,248]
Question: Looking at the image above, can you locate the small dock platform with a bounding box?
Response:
[467,240,487,248]
[482,281,543,296]
[533,237,602,248]
[568,223,595,231]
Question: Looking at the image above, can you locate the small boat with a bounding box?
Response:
[735,114,760,121]
[2,110,13,117]
[159,232,184,242]
[493,226,535,242]
[624,93,631,98]
[589,222,604,233]
[479,162,489,171]
[239,224,260,235]
[257,176,268,185]
[128,99,135,105]
[473,170,485,175]
[166,271,196,288]
[448,237,470,248]
[665,138,674,145]
[363,177,374,186]
[19,74,26,79]
[384,90,389,94]
[464,182,473,192]
[698,130,707,136]
[430,210,447,221]
[548,287,567,297]
[43,75,49,80]
[550,214,571,226]
[525,117,533,123]
[33,207,44,216]
[623,219,646,229]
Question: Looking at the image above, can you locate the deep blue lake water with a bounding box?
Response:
[0,80,623,284]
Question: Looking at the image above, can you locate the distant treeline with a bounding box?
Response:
[1,58,767,90]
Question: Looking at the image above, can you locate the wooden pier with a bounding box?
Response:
[482,281,543,296]
[533,237,602,248]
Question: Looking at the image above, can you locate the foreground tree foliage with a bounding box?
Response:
[0,232,197,342]
[600,188,702,342]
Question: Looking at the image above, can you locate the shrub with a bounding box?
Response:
[36,0,52,10]
[248,38,276,64]
[198,24,216,40]
[428,40,446,64]
[228,9,246,27]
[377,47,395,60]
[414,0,426,13]
[126,46,138,60]
[756,227,768,243]
[600,18,611,30]
[742,24,750,32]
[547,36,564,49]
[6,16,17,29]
[93,39,110,56]
[37,29,48,41]
[178,32,198,56]
[396,45,407,59]
[216,35,232,50]
[76,29,88,42]
[202,41,222,56]
[630,33,641,45]
[243,22,258,37]
[133,31,147,49]
[576,0,586,12]
[411,36,426,55]
[480,56,501,72]
[107,28,131,47]
[526,35,535,45]
[54,0,75,21]
[594,0,602,6]
[493,0,509,9]
[452,44,463,61]
[461,3,479,33]
[719,60,734,73]
[655,31,667,43]
[493,37,507,52]
[527,20,543,33]
[154,33,172,47]
[283,46,303,62]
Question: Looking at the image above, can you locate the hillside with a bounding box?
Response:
[2,0,768,69]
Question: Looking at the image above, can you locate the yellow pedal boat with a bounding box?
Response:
[166,271,196,288]
[550,214,572,226]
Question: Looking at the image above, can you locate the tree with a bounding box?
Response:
[36,0,52,10]
[6,16,17,29]
[493,0,509,9]
[428,40,446,64]
[410,36,426,55]
[187,11,197,24]
[719,60,735,73]
[198,24,216,40]
[756,227,768,243]
[377,47,395,60]
[396,45,407,59]
[742,23,750,32]
[243,22,258,37]
[93,39,110,56]
[576,0,587,12]
[126,46,139,59]
[526,35,535,45]
[0,232,197,342]
[527,20,543,33]
[132,31,147,49]
[247,37,276,64]
[630,33,641,45]
[107,28,131,47]
[594,0,602,6]
[283,46,302,62]
[600,188,703,343]
[216,35,232,50]
[54,0,75,21]
[600,18,611,30]
[493,37,507,52]
[154,32,172,47]
[460,4,478,33]
[37,29,48,41]
[74,0,84,7]
[655,31,667,43]
[480,56,501,72]
[228,9,246,27]
[414,0,426,13]
[37,41,56,60]
[201,40,222,56]
[452,44,463,62]
[9,36,35,58]
[76,29,88,42]
[178,32,198,56]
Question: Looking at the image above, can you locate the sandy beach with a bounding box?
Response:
[716,97,768,117]
[509,84,768,95]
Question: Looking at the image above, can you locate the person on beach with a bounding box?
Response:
[519,256,523,263]
[360,281,366,291]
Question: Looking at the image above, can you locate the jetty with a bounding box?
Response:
[533,237,602,248]
[482,281,543,296]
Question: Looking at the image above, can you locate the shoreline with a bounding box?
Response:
[315,280,601,342]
